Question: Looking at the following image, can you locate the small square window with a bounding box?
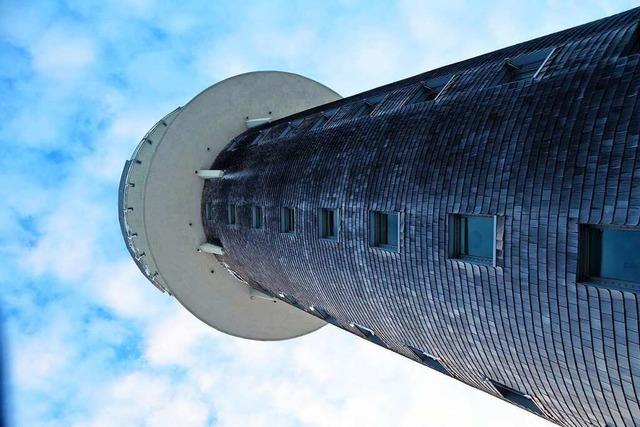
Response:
[408,74,454,104]
[204,202,213,221]
[320,208,339,240]
[488,379,545,417]
[251,205,264,229]
[449,214,496,265]
[579,225,640,291]
[370,211,399,252]
[227,204,237,225]
[280,207,295,233]
[499,47,553,84]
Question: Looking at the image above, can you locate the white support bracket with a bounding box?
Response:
[198,243,225,255]
[196,169,224,179]
[246,117,271,128]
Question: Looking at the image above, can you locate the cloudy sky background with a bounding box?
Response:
[1,1,637,426]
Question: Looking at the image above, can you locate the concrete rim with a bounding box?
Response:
[120,71,341,340]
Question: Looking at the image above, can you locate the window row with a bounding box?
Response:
[279,292,548,418]
[216,204,640,291]
[235,25,640,152]
[223,204,395,248]
[246,48,557,147]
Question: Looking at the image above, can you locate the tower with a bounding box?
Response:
[120,8,640,427]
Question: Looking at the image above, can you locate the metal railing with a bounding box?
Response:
[117,107,182,294]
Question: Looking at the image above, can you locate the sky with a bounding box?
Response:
[1,1,638,426]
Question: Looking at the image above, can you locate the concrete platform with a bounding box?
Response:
[119,71,341,340]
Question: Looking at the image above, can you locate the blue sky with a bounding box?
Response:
[1,1,637,426]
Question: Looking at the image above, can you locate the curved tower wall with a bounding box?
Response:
[204,9,640,427]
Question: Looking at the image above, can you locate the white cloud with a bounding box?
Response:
[30,26,96,83]
[20,181,106,281]
[487,9,523,46]
[74,372,212,427]
[0,2,54,46]
[135,320,552,427]
[12,328,72,392]
[91,261,168,320]
[144,306,213,366]
[80,111,160,183]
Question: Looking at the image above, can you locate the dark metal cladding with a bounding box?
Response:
[204,8,640,427]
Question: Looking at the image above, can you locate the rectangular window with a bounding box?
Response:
[320,208,339,240]
[450,214,496,265]
[251,205,264,229]
[579,225,640,291]
[499,47,553,84]
[227,204,237,225]
[280,207,295,233]
[408,74,454,104]
[488,379,545,417]
[370,211,399,252]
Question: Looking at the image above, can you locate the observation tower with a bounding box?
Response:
[120,8,640,426]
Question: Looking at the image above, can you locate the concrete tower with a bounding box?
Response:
[120,8,640,427]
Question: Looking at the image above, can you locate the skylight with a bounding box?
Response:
[350,323,386,347]
[351,94,385,119]
[488,379,545,417]
[407,346,451,376]
[251,129,269,145]
[309,109,338,131]
[408,74,454,104]
[279,118,303,138]
[499,47,554,84]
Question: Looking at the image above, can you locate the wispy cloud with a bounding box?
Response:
[2,1,637,426]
